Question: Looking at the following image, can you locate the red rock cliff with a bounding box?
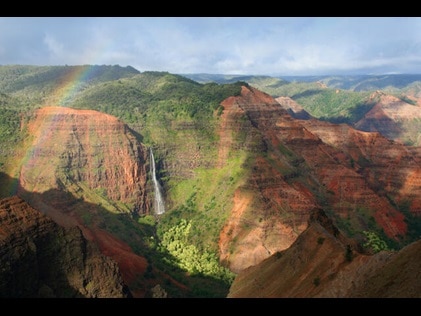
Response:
[19,106,149,219]
[15,106,152,297]
[218,85,421,273]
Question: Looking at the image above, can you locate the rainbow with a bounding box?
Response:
[6,65,101,196]
[43,65,100,106]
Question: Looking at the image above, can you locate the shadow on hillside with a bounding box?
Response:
[354,114,405,143]
[291,89,321,99]
[348,102,376,123]
[0,174,106,298]
[0,171,232,298]
[126,125,144,143]
[318,102,374,125]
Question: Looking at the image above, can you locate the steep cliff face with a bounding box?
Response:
[14,106,156,297]
[218,85,421,273]
[19,106,149,218]
[0,196,130,298]
[227,208,421,298]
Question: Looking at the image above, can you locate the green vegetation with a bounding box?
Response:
[2,66,421,297]
[291,88,372,124]
[68,70,243,297]
[158,149,249,253]
[70,72,242,127]
[245,79,373,124]
[362,231,390,253]
[137,214,156,227]
[0,93,32,173]
[0,108,22,165]
[11,66,117,113]
[158,219,235,284]
[397,94,417,105]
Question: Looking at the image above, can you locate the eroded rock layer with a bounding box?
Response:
[19,106,149,218]
[218,85,421,273]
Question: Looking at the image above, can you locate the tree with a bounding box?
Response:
[362,231,389,253]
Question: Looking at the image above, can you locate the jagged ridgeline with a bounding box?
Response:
[188,73,421,146]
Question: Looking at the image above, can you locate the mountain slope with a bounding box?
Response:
[355,91,421,146]
[7,106,157,297]
[186,73,421,146]
[0,64,139,95]
[8,104,232,297]
[227,208,421,298]
[0,195,130,298]
[217,85,421,273]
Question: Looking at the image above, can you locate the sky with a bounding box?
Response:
[1,17,421,76]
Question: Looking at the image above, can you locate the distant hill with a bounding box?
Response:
[182,72,421,146]
[0,64,139,93]
[0,64,140,105]
[181,73,421,92]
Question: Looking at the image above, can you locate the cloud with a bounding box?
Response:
[1,17,421,75]
[43,34,64,58]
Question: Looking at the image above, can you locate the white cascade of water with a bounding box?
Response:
[150,148,165,215]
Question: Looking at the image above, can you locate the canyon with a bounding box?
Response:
[0,67,420,297]
[218,85,421,273]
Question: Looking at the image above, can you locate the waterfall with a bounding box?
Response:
[150,148,165,215]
